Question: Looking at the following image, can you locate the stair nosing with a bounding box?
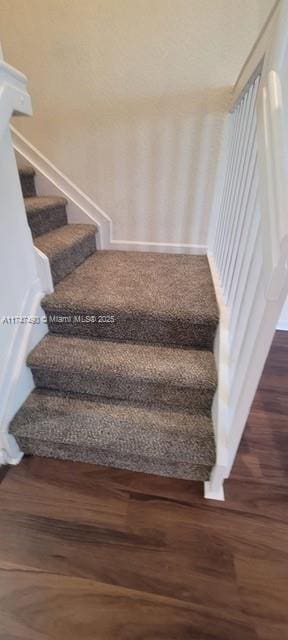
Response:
[24,196,68,214]
[19,166,35,176]
[27,335,217,390]
[11,389,215,430]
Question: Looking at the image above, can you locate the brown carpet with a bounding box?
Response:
[27,334,217,413]
[42,250,218,348]
[18,166,36,198]
[35,223,96,284]
[9,166,219,481]
[25,196,68,237]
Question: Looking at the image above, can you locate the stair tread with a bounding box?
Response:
[43,250,218,328]
[24,195,67,214]
[19,165,35,177]
[19,166,36,198]
[10,389,216,466]
[34,223,96,261]
[28,334,217,389]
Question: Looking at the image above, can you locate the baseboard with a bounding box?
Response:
[11,126,112,250]
[0,278,47,465]
[110,240,207,254]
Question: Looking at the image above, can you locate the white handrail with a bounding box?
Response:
[205,0,288,499]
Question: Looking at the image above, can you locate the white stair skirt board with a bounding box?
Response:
[12,127,207,256]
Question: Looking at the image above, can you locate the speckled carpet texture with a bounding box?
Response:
[9,166,219,481]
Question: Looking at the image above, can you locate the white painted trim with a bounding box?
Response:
[233,1,280,102]
[110,240,207,254]
[11,126,112,250]
[0,278,47,465]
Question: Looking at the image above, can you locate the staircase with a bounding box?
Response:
[9,166,219,481]
[2,4,288,500]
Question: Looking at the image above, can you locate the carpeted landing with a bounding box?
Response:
[9,166,219,481]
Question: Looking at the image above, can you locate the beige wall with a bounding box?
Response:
[257,0,277,28]
[1,0,275,246]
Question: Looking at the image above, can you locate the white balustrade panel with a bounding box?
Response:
[213,74,261,307]
[206,2,288,498]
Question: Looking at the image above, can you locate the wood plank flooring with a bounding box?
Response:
[0,330,287,639]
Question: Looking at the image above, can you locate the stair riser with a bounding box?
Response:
[15,438,213,481]
[41,310,217,349]
[27,205,68,238]
[49,233,96,284]
[30,367,214,414]
[20,174,36,198]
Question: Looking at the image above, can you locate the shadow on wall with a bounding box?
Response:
[15,86,231,247]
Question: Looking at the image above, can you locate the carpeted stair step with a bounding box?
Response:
[34,223,97,285]
[27,334,217,414]
[42,251,219,348]
[9,389,216,481]
[19,166,36,198]
[24,196,68,238]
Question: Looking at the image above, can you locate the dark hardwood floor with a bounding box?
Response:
[0,331,287,640]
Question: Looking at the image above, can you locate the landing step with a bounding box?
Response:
[28,335,217,413]
[34,223,97,284]
[42,251,219,348]
[24,196,68,237]
[10,390,216,481]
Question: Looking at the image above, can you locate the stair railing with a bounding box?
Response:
[205,0,288,499]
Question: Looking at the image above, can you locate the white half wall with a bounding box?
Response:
[0,0,275,249]
[0,126,46,464]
